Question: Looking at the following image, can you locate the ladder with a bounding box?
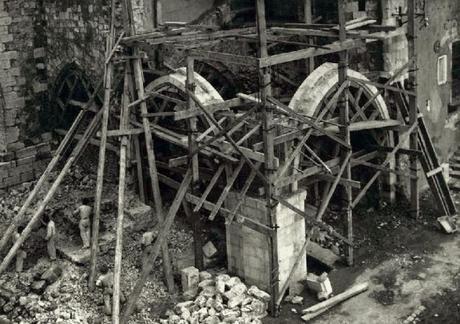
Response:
[394,82,457,216]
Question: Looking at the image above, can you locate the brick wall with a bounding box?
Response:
[0,139,52,189]
[0,0,46,151]
[225,191,307,293]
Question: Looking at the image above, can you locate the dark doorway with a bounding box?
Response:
[451,41,460,103]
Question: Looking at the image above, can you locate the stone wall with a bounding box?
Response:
[225,191,307,293]
[0,0,49,188]
[0,0,46,151]
[43,1,111,85]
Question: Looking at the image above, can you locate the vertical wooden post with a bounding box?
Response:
[256,0,279,316]
[153,0,163,71]
[122,170,193,324]
[89,34,115,290]
[338,0,353,266]
[133,135,146,203]
[304,0,315,74]
[112,64,131,324]
[123,0,175,293]
[408,0,419,218]
[131,53,176,292]
[186,55,204,270]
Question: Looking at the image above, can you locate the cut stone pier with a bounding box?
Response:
[225,190,307,293]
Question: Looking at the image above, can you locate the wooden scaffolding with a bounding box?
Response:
[0,1,456,323]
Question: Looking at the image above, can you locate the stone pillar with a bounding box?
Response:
[225,191,307,293]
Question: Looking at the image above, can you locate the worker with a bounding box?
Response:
[96,264,125,315]
[13,226,27,273]
[96,264,113,315]
[140,231,155,270]
[44,213,57,261]
[73,197,92,249]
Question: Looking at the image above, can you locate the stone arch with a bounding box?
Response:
[45,62,94,131]
[289,63,395,203]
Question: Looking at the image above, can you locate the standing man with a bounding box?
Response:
[73,197,92,249]
[13,226,27,273]
[45,213,57,261]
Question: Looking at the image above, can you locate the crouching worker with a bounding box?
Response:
[140,231,155,270]
[96,264,126,315]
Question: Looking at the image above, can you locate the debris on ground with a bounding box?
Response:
[436,216,458,234]
[306,272,333,301]
[161,271,270,323]
[301,282,369,322]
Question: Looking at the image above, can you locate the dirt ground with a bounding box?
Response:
[266,191,460,324]
[1,156,459,323]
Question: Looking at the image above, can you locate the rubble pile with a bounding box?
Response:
[161,269,270,324]
[0,260,65,323]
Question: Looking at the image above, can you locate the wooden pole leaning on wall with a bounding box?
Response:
[0,79,102,254]
[0,103,104,276]
[186,55,204,270]
[112,63,131,324]
[407,0,419,218]
[338,0,353,266]
[123,0,175,293]
[88,33,116,291]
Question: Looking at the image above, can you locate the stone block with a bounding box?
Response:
[306,273,333,300]
[33,47,46,58]
[0,152,14,162]
[181,266,199,297]
[202,241,218,259]
[126,203,152,230]
[307,242,340,268]
[16,156,35,166]
[20,170,34,182]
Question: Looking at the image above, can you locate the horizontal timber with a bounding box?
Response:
[259,38,365,67]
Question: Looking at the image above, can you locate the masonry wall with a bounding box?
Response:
[414,1,460,161]
[226,191,307,293]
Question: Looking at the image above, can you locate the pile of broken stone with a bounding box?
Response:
[159,267,271,324]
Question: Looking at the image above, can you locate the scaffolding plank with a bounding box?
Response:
[259,38,365,67]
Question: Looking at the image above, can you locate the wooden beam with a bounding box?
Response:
[190,49,258,66]
[156,172,273,236]
[259,38,365,67]
[348,77,416,97]
[112,62,130,323]
[188,90,270,185]
[133,47,175,292]
[226,162,261,224]
[193,164,225,212]
[352,122,418,208]
[89,35,114,291]
[0,78,102,254]
[121,169,192,323]
[0,101,104,276]
[208,160,245,221]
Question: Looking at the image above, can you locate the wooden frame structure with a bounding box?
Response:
[0,1,457,324]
